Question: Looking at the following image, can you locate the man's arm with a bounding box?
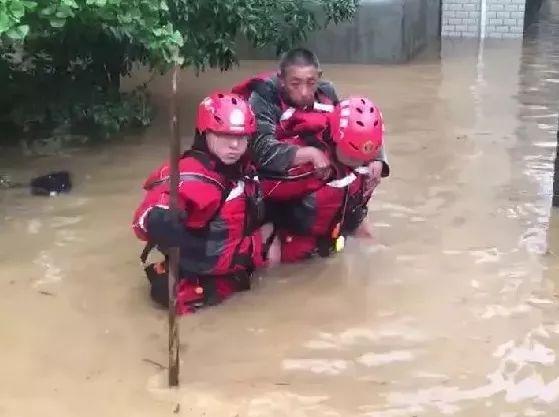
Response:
[249,92,297,173]
[374,145,390,177]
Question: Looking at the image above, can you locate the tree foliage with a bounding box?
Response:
[169,0,359,72]
[0,0,358,143]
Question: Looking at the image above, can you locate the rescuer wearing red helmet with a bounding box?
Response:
[261,96,385,262]
[132,92,279,314]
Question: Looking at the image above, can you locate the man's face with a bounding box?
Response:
[279,65,320,109]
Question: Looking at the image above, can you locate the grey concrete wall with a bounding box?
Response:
[426,0,443,39]
[236,0,441,64]
[442,0,526,38]
[524,0,545,29]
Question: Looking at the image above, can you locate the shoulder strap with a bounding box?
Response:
[257,168,315,181]
[145,172,226,191]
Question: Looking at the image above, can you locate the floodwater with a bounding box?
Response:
[2,10,559,417]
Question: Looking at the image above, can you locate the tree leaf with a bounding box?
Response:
[22,1,38,11]
[49,18,66,28]
[6,24,29,39]
[0,12,11,33]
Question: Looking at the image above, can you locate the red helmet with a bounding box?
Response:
[330,97,384,162]
[196,92,256,136]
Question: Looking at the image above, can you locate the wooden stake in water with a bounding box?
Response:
[168,65,181,387]
[553,116,559,207]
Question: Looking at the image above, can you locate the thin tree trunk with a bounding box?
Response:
[168,65,181,387]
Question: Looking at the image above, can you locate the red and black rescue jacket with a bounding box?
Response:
[132,150,265,276]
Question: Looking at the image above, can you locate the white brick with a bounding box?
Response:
[446,4,464,11]
[489,18,503,24]
[496,11,511,18]
[485,11,497,18]
[455,11,469,18]
[442,25,456,32]
[502,33,522,38]
[504,18,517,25]
[510,11,524,18]
[448,18,463,25]
[463,3,478,11]
[488,32,504,39]
[462,31,479,38]
[518,3,525,11]
[463,18,478,25]
[510,26,524,33]
[488,4,505,11]
[455,24,468,31]
[447,3,463,10]
[467,24,479,32]
[495,25,510,32]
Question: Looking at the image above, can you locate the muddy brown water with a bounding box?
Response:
[2,11,559,417]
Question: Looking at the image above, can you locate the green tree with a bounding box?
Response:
[0,0,358,143]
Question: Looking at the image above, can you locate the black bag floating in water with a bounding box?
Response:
[30,171,72,196]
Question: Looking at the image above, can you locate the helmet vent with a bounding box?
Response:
[217,93,224,98]
[361,98,366,105]
[374,120,379,126]
[370,107,375,113]
[349,142,359,150]
[356,107,363,114]
[356,120,364,127]
[214,115,223,124]
[231,97,238,105]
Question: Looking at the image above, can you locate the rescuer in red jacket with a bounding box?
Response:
[261,97,385,262]
[132,92,279,314]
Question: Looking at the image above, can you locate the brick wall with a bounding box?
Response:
[485,0,526,38]
[442,0,526,38]
[442,0,481,37]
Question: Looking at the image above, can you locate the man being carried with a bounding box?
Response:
[233,48,389,189]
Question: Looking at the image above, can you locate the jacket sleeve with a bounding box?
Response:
[375,145,390,177]
[318,80,339,104]
[132,180,220,241]
[249,91,298,173]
